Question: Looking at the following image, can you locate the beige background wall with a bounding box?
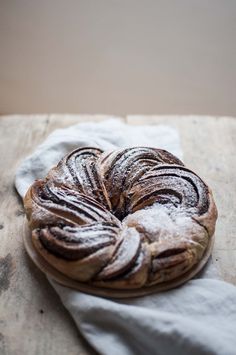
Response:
[0,0,236,116]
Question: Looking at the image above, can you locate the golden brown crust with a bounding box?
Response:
[24,147,218,289]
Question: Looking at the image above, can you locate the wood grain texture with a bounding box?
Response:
[0,114,235,355]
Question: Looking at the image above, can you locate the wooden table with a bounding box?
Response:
[0,115,235,355]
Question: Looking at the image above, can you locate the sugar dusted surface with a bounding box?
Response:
[124,203,208,245]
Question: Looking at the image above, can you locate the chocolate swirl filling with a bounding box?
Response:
[128,165,209,215]
[36,222,119,260]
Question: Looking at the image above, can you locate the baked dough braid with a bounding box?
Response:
[24,147,217,289]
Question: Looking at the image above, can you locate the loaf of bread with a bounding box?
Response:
[24,147,217,289]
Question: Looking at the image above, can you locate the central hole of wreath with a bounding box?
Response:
[112,190,182,222]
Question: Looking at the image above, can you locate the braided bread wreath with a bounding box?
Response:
[24,147,217,295]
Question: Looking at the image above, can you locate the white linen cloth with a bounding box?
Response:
[15,118,236,355]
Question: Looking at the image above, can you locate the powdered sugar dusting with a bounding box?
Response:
[124,203,207,245]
